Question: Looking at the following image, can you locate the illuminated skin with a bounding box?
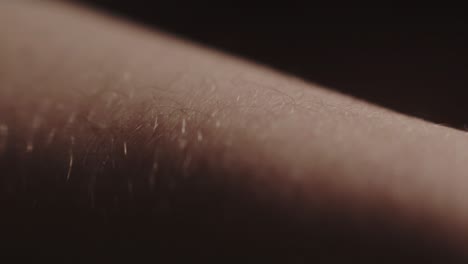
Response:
[1,1,468,262]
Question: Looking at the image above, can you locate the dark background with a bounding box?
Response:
[76,1,468,129]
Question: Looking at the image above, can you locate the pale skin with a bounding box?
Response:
[1,0,468,262]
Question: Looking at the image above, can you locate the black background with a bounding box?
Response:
[76,1,468,128]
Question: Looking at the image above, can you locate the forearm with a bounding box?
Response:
[1,0,468,261]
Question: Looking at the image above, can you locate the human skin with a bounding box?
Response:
[1,0,468,262]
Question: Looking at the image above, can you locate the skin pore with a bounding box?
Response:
[1,0,468,262]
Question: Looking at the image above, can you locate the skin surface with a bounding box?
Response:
[1,0,468,262]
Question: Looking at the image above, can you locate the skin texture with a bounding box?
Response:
[1,0,468,262]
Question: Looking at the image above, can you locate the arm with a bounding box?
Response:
[0,1,467,262]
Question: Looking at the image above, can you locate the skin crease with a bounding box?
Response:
[1,0,468,262]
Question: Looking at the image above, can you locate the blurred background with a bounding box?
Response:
[76,1,468,129]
